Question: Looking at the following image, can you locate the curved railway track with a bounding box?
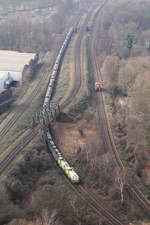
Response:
[0,1,124,224]
[45,0,124,223]
[0,0,96,174]
[0,9,81,139]
[89,0,150,215]
[46,142,124,225]
[75,185,123,225]
[0,0,100,175]
[60,5,97,110]
[61,176,124,225]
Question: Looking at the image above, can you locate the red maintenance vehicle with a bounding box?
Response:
[95,82,101,91]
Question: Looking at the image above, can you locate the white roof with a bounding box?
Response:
[0,71,8,79]
[0,51,35,72]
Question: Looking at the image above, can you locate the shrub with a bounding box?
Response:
[113,85,127,97]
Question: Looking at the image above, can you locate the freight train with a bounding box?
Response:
[44,127,80,183]
[43,27,80,184]
[43,27,74,108]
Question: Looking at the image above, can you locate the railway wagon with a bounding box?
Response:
[45,128,80,184]
[43,27,74,109]
[95,82,101,91]
[43,27,80,183]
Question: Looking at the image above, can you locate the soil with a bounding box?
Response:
[52,111,102,156]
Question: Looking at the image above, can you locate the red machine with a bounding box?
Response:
[95,82,101,91]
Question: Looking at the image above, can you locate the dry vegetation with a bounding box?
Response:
[96,0,150,215]
[0,0,75,52]
[2,0,150,224]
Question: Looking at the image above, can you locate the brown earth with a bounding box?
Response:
[52,110,102,156]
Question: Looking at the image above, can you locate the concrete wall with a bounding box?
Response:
[8,71,22,81]
[0,71,22,90]
[0,72,8,89]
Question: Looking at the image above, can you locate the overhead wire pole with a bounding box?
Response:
[32,102,61,128]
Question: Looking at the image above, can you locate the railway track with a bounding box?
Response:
[0,0,92,171]
[89,0,150,215]
[54,1,124,224]
[60,5,97,110]
[0,126,40,174]
[0,1,98,175]
[0,64,52,138]
[0,11,80,139]
[63,178,124,225]
[46,142,124,225]
[0,1,124,224]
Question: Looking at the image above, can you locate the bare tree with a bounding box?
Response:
[115,168,127,204]
[40,209,57,225]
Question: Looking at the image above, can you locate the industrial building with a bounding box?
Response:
[0,51,36,114]
[0,71,21,89]
[0,50,35,91]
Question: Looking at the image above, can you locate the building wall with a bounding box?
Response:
[9,71,22,81]
[0,71,22,90]
[0,72,8,89]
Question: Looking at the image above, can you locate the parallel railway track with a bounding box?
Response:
[0,10,81,139]
[0,1,125,224]
[0,65,51,138]
[0,0,96,175]
[0,126,40,174]
[46,141,124,225]
[60,4,98,110]
[89,0,150,215]
[0,0,99,176]
[62,178,124,225]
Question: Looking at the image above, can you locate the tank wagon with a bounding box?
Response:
[42,27,80,184]
[43,27,74,108]
[45,128,80,183]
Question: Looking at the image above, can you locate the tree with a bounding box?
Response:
[101,56,119,92]
[115,168,127,204]
[40,209,58,225]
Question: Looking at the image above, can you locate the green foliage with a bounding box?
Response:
[6,146,52,201]
[112,85,127,97]
[70,94,91,114]
[0,183,22,224]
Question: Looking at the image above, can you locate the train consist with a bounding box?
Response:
[44,127,80,183]
[43,27,80,184]
[43,27,74,108]
[95,82,101,92]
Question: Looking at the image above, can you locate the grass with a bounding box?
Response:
[0,54,52,155]
[0,54,51,135]
[52,35,76,106]
[0,86,46,155]
[70,94,91,114]
[68,34,91,113]
[52,8,91,108]
[0,110,10,124]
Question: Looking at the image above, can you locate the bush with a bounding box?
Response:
[70,95,91,114]
[113,85,127,97]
